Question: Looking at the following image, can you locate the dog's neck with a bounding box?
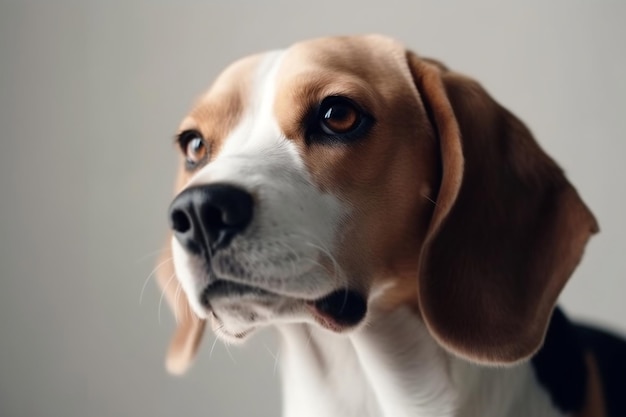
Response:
[277,306,562,417]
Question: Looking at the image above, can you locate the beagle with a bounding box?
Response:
[156,35,626,417]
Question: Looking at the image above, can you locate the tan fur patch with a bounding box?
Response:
[175,54,263,186]
[408,56,598,363]
[273,36,441,310]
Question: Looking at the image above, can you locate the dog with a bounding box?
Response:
[156,35,625,417]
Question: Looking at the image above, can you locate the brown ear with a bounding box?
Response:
[155,243,206,374]
[407,52,599,364]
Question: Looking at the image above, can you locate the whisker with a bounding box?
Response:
[133,246,170,264]
[279,231,349,294]
[276,240,301,279]
[262,342,278,361]
[173,283,183,324]
[261,341,281,377]
[139,256,173,305]
[273,348,280,376]
[300,238,351,311]
[304,327,314,357]
[209,333,221,359]
[158,273,176,325]
[303,240,342,282]
[422,192,438,207]
[223,343,238,365]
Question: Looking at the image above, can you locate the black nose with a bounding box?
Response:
[168,184,254,254]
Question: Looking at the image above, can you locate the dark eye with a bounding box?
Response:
[177,130,209,168]
[320,98,360,134]
[308,96,372,144]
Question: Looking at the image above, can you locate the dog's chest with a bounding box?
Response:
[276,308,567,417]
[279,324,383,417]
[276,308,458,417]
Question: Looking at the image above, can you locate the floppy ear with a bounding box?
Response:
[155,243,206,374]
[407,52,599,364]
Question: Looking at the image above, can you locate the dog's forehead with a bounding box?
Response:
[283,35,406,74]
[180,35,409,134]
[178,53,264,139]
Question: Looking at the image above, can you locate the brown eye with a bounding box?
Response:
[178,130,209,168]
[320,98,360,134]
[307,96,373,145]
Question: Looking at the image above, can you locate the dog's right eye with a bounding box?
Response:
[306,96,373,145]
[319,98,361,135]
[177,130,209,169]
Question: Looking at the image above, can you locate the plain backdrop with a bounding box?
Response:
[0,1,624,417]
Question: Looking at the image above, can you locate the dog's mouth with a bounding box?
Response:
[308,289,367,330]
[201,280,367,331]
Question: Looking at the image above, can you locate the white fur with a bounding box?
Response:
[278,307,566,417]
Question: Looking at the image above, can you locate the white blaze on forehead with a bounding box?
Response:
[186,50,299,188]
[219,50,286,154]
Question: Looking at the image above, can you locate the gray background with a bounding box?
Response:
[0,1,624,416]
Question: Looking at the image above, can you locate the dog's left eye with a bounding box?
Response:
[307,96,372,144]
[177,130,209,169]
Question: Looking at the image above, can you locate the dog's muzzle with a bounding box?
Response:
[168,183,368,331]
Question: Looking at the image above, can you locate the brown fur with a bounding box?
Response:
[575,354,607,417]
[178,53,262,169]
[406,54,598,364]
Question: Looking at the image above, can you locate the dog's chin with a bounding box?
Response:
[201,282,369,341]
[209,311,256,344]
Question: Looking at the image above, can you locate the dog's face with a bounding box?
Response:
[169,36,437,341]
[158,35,598,373]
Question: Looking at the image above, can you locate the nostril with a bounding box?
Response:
[171,209,191,233]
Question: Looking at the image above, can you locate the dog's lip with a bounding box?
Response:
[209,311,253,339]
[308,289,368,330]
[201,281,368,331]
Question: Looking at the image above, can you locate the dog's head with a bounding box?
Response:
[156,35,598,374]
